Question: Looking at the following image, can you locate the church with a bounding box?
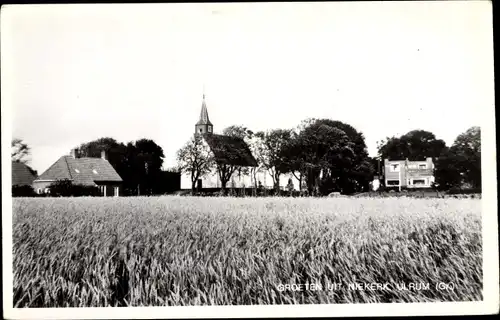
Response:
[180,94,298,191]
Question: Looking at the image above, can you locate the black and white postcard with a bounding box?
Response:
[2,2,498,319]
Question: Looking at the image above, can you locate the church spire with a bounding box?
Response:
[198,94,211,125]
[195,89,213,135]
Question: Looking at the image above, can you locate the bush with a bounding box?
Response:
[72,184,101,197]
[12,185,37,197]
[48,179,100,197]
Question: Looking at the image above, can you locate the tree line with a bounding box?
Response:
[11,121,481,197]
[177,118,481,195]
[12,137,178,196]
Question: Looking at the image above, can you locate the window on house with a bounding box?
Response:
[419,164,427,169]
[44,188,50,194]
[199,128,202,133]
[413,179,426,185]
[389,164,400,172]
[208,126,212,132]
[37,188,42,194]
[387,180,399,186]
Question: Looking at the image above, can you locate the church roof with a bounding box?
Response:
[203,134,258,167]
[196,94,212,126]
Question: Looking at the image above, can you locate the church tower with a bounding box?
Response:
[195,93,213,135]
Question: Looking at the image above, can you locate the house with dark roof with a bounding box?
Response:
[181,93,294,190]
[32,150,123,196]
[12,161,38,187]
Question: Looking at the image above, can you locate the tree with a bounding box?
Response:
[298,120,355,194]
[434,147,461,190]
[319,120,374,193]
[222,125,254,140]
[77,138,128,174]
[12,138,31,163]
[246,134,266,192]
[176,134,214,194]
[452,126,481,189]
[222,125,255,181]
[279,130,307,192]
[289,119,374,195]
[76,137,165,195]
[378,130,447,161]
[215,161,237,194]
[134,138,166,195]
[253,129,294,192]
[435,127,481,190]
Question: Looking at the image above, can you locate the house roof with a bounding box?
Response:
[12,161,37,186]
[203,134,258,167]
[34,156,122,186]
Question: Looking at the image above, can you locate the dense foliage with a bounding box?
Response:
[294,119,374,194]
[377,130,447,161]
[11,138,32,164]
[12,185,37,197]
[13,197,482,307]
[76,137,173,195]
[47,179,100,197]
[434,127,481,190]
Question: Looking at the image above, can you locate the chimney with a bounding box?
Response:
[70,148,78,158]
[426,157,433,168]
[101,150,107,160]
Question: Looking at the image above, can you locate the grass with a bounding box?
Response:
[12,196,482,307]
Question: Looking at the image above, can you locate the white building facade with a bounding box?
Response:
[180,169,299,190]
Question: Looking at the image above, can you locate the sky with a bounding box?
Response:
[2,2,494,173]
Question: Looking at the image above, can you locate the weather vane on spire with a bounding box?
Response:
[203,83,206,99]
